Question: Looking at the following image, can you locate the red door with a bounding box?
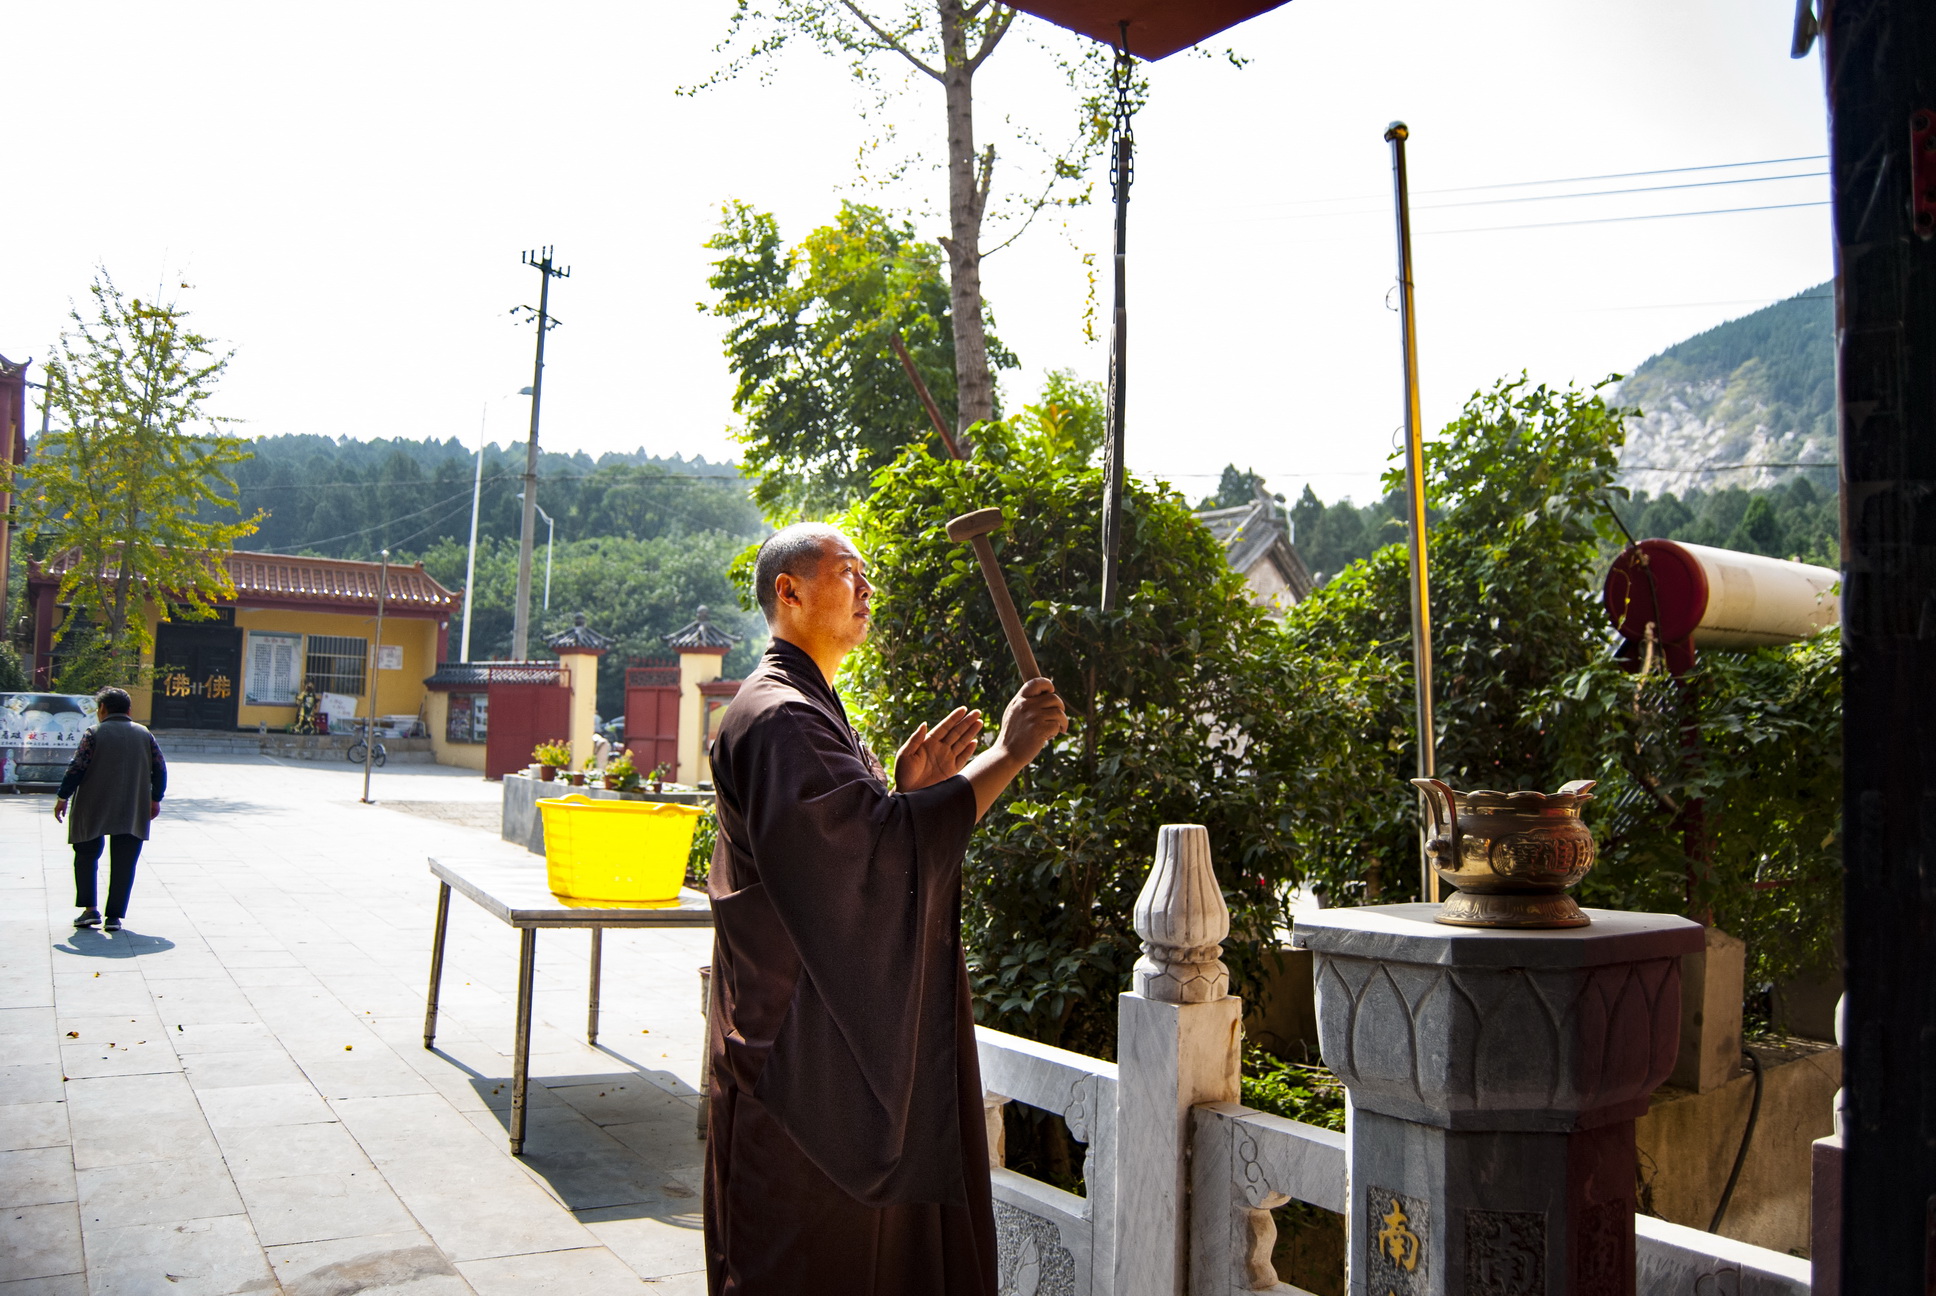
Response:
[624,665,681,779]
[485,682,573,780]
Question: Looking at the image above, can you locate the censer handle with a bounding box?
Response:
[1409,778,1458,859]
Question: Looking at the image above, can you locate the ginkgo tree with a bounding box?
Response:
[19,269,262,688]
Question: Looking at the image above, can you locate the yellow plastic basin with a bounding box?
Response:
[538,794,705,907]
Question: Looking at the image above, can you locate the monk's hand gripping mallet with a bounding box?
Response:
[945,508,1042,683]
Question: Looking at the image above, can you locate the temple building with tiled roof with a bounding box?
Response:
[25,548,463,733]
[1193,487,1315,613]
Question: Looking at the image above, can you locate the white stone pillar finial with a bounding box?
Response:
[1132,824,1231,1004]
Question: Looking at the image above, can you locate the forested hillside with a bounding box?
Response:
[1265,283,1841,587]
[1615,282,1835,489]
[1267,474,1835,590]
[215,435,753,559]
[199,435,768,712]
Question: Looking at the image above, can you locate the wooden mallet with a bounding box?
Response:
[946,507,1042,682]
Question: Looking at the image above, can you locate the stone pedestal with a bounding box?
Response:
[1670,925,1745,1093]
[1292,903,1703,1296]
[1113,825,1240,1296]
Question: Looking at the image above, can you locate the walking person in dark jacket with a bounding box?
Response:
[54,688,166,933]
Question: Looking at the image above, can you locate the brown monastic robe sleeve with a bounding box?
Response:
[722,697,976,1206]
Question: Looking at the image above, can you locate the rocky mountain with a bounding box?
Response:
[1614,282,1836,492]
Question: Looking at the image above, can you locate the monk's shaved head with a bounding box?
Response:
[754,523,848,622]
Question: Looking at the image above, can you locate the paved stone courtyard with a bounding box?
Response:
[1,754,713,1294]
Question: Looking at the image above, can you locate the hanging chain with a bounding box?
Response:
[1108,34,1135,204]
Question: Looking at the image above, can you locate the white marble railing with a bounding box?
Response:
[1189,1102,1347,1296]
[980,824,1820,1296]
[977,1027,1119,1296]
[1635,1217,1811,1295]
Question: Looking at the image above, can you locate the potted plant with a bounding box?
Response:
[603,749,639,791]
[647,763,668,794]
[531,740,570,781]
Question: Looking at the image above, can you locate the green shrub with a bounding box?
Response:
[686,803,717,887]
[1241,1045,1347,1131]
[839,422,1393,1055]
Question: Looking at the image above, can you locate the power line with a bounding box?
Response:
[1417,170,1824,213]
[1418,153,1827,197]
[1564,294,1831,312]
[1424,199,1829,236]
[1208,154,1831,214]
[1623,461,1838,471]
[247,482,485,550]
[230,470,746,492]
[237,469,749,555]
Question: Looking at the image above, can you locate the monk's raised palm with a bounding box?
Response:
[894,706,985,792]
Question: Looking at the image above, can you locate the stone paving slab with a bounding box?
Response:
[0,753,711,1292]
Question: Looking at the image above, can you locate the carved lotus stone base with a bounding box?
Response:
[1436,889,1590,929]
[1294,904,1703,1132]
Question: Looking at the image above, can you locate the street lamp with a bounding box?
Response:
[515,492,555,613]
[460,387,533,662]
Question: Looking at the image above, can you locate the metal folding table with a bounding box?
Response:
[421,856,714,1154]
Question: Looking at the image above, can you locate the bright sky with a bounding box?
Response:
[2,1,1830,506]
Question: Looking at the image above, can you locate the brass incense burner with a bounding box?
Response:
[1411,778,1597,928]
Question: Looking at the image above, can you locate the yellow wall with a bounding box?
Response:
[676,649,726,785]
[425,691,488,772]
[560,652,600,772]
[236,607,439,728]
[125,603,441,730]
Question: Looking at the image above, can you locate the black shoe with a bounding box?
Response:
[75,909,101,930]
[103,917,122,933]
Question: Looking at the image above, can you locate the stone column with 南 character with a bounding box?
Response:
[1293,905,1702,1296]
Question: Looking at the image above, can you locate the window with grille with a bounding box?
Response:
[305,635,368,696]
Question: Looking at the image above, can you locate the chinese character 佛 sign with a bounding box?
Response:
[0,693,98,786]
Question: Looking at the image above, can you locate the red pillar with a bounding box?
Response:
[31,580,56,689]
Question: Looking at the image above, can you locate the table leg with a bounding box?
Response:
[423,882,451,1049]
[587,927,603,1046]
[510,926,536,1156]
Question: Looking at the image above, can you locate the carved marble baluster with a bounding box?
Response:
[1244,1192,1291,1291]
[1118,824,1242,1296]
[1132,823,1231,1004]
[983,1094,1009,1169]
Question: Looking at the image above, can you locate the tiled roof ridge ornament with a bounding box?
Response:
[664,604,743,651]
[544,611,617,655]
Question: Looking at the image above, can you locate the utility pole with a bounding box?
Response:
[1386,121,1438,904]
[511,247,568,661]
[516,491,555,611]
[462,387,533,663]
[361,549,390,805]
[461,402,488,664]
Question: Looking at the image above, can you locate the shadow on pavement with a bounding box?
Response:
[433,1055,707,1226]
[53,927,176,958]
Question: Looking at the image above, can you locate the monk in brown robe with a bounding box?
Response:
[705,522,1067,1296]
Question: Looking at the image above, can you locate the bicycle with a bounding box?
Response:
[346,738,388,767]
